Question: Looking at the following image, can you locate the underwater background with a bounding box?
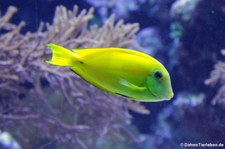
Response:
[1,0,225,149]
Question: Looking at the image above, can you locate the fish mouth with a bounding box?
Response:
[167,92,174,99]
[161,92,174,101]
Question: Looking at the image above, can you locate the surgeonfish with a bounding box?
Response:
[46,44,174,102]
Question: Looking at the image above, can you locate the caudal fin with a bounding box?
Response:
[46,43,80,66]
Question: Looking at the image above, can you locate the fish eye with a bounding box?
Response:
[154,71,163,79]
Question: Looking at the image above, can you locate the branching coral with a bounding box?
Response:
[205,58,225,106]
[0,5,149,148]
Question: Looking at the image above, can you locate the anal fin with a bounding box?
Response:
[115,93,131,98]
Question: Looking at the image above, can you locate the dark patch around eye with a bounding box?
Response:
[154,71,163,79]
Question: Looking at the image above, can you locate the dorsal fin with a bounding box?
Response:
[72,47,155,61]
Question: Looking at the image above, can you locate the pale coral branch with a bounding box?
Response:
[206,61,225,105]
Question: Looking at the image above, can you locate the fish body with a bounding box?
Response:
[47,44,174,102]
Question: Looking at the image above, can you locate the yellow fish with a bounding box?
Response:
[46,44,174,102]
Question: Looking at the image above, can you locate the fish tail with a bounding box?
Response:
[46,43,80,66]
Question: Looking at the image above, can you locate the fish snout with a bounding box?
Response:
[167,92,174,99]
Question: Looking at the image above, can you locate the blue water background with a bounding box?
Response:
[1,0,225,148]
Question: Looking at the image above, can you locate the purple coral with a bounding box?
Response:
[0,5,148,148]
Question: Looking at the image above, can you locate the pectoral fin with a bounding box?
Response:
[119,78,146,92]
